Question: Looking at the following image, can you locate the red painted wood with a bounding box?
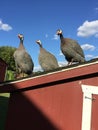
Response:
[0,62,98,92]
[5,82,83,130]
[0,60,98,130]
[91,94,98,130]
[0,58,7,82]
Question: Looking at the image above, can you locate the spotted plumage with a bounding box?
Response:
[14,34,34,77]
[36,40,59,71]
[56,29,85,65]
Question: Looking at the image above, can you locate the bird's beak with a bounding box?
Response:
[36,40,38,43]
[18,34,20,38]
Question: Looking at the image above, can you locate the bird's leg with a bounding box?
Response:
[67,62,70,65]
[14,63,19,78]
[21,72,27,78]
[22,72,25,77]
[15,69,21,79]
[68,59,73,65]
[67,62,72,65]
[70,60,73,65]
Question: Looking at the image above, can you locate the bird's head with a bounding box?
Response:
[18,34,24,41]
[36,40,42,47]
[56,29,63,35]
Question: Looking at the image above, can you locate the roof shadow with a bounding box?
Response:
[5,85,59,130]
[0,96,9,130]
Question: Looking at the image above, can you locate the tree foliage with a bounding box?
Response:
[5,70,15,81]
[0,46,16,71]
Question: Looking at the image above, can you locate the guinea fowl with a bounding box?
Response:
[56,29,85,65]
[14,34,34,78]
[36,40,59,71]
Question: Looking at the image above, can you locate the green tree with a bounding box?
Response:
[5,70,15,81]
[0,46,16,71]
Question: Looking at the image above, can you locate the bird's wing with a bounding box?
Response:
[16,51,34,67]
[39,49,58,70]
[65,38,85,58]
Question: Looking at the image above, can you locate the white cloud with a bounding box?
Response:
[95,33,98,38]
[77,20,98,37]
[81,44,96,51]
[59,51,63,56]
[94,7,98,14]
[52,34,59,40]
[95,55,98,58]
[34,65,43,72]
[58,61,67,67]
[0,20,12,31]
[95,8,98,11]
[85,54,98,59]
[45,34,48,38]
[85,54,94,59]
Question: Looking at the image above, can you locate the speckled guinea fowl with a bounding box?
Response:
[56,29,85,65]
[36,40,59,71]
[14,34,34,77]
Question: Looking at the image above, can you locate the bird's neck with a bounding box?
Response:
[19,39,25,49]
[60,34,64,43]
[39,43,43,48]
[60,34,64,39]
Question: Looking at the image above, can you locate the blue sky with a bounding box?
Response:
[0,0,98,71]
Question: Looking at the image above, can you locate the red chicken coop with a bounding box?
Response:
[0,58,7,82]
[0,58,98,130]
